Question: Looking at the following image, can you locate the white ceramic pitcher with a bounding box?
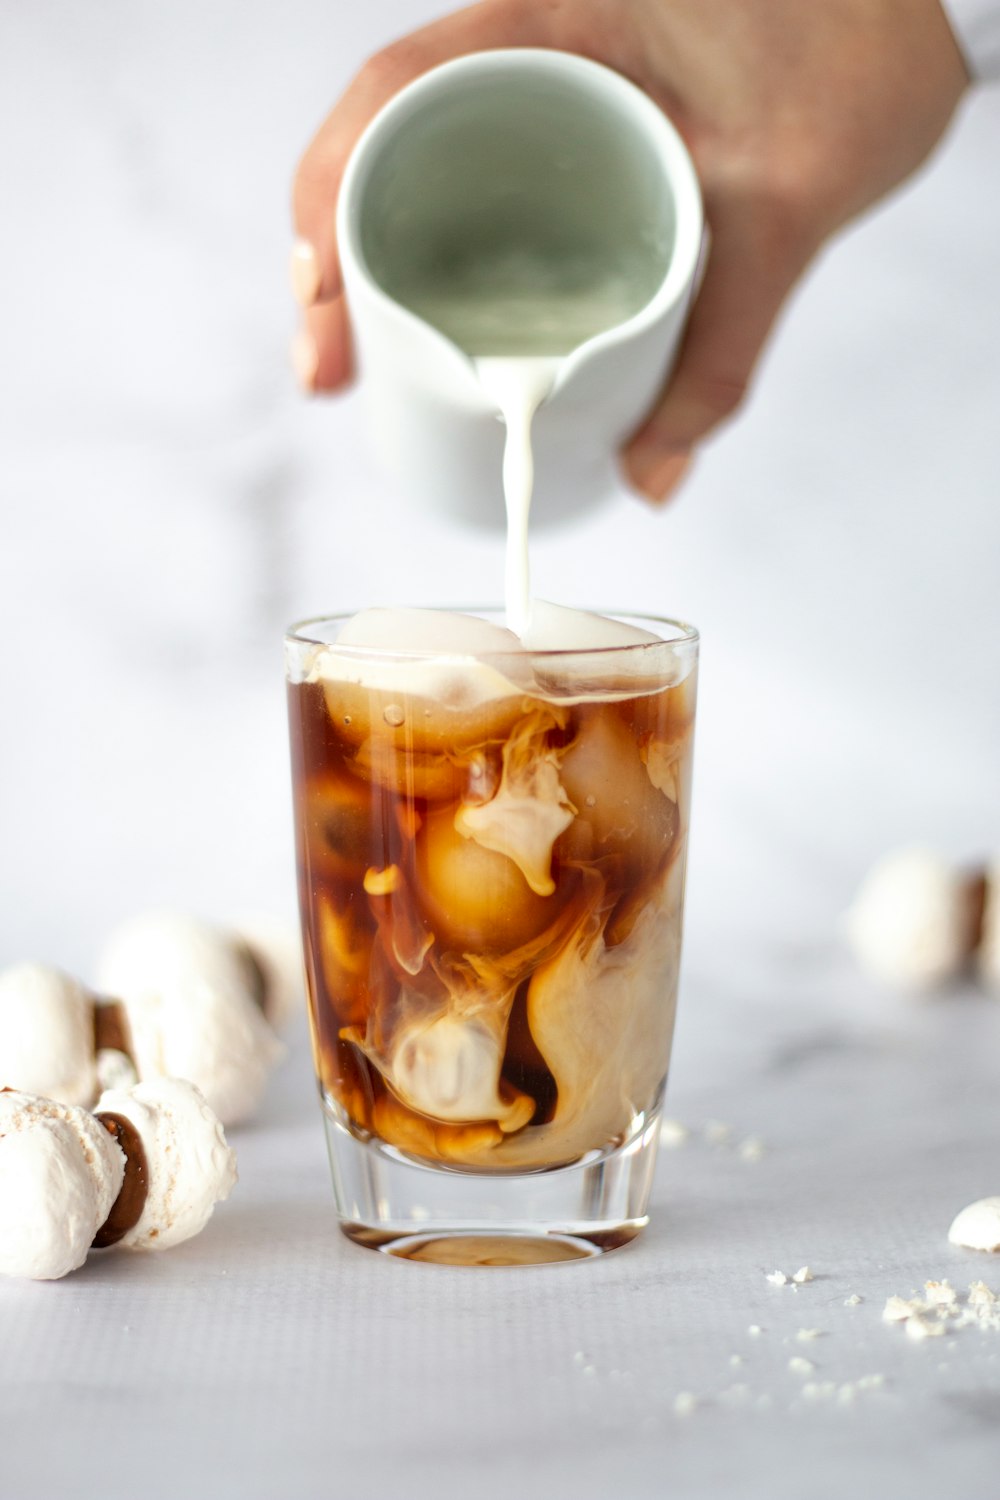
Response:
[336,48,703,526]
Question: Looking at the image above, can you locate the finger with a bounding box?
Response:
[290,0,560,307]
[291,293,352,393]
[622,189,815,497]
[622,447,693,507]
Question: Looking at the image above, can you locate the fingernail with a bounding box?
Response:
[290,329,319,391]
[624,444,692,504]
[289,238,321,307]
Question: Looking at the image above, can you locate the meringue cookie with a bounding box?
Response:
[845,847,972,990]
[0,1090,124,1280]
[979,857,1000,993]
[0,963,98,1105]
[95,1077,237,1251]
[229,912,304,1032]
[948,1197,1000,1252]
[97,912,285,1124]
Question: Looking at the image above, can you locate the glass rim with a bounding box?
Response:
[285,607,699,660]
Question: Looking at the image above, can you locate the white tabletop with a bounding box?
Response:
[3,961,999,1500]
[1,1,999,1494]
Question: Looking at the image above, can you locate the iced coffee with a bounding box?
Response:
[287,604,696,1176]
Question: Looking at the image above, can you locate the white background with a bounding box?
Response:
[1,0,997,977]
[0,5,998,1496]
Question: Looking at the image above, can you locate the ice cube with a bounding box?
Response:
[518,601,663,651]
[337,608,522,656]
[389,1012,533,1132]
[303,771,378,881]
[416,807,561,957]
[455,708,573,896]
[314,608,531,710]
[558,708,678,880]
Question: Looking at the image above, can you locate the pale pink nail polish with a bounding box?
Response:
[289,239,321,307]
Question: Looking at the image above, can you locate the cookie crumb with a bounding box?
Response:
[923,1280,957,1308]
[883,1295,918,1322]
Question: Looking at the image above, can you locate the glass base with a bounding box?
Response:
[321,1096,663,1266]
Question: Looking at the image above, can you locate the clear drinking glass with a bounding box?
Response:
[285,609,698,1264]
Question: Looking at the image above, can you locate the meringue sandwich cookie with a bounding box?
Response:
[96,912,286,1125]
[95,1077,238,1251]
[0,959,151,1107]
[0,963,100,1107]
[845,847,993,991]
[0,1080,237,1280]
[0,915,289,1127]
[0,1090,125,1280]
[949,1197,1000,1253]
[286,605,698,1264]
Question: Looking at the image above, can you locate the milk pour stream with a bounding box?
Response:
[401,258,646,635]
[475,356,558,638]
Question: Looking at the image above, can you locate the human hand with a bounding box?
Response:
[291,0,968,501]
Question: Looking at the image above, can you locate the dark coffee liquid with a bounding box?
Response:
[288,662,694,1171]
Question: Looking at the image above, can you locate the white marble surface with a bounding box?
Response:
[4,982,1000,1500]
[1,3,999,1495]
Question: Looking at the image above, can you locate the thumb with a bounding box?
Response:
[623,191,816,501]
